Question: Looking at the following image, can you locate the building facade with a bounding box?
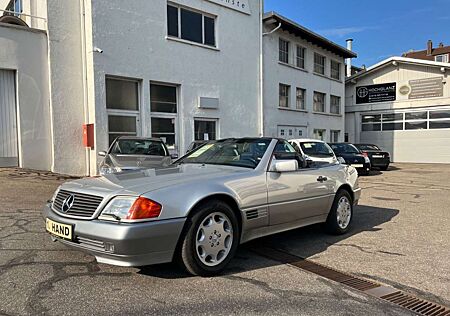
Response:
[1,0,263,175]
[403,40,450,63]
[262,12,356,142]
[345,57,450,163]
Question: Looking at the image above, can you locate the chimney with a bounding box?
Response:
[439,42,444,48]
[427,40,433,55]
[346,38,353,77]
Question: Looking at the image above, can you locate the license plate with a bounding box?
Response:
[46,218,73,241]
[372,155,383,158]
[352,164,364,168]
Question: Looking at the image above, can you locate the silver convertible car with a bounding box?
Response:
[43,138,361,276]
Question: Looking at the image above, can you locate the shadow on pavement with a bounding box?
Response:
[138,204,399,278]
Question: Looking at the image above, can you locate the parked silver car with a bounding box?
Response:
[98,136,173,175]
[43,138,361,276]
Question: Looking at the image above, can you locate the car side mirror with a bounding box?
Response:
[337,157,346,164]
[271,159,298,172]
[98,151,107,157]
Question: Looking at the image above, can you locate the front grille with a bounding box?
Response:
[52,189,104,218]
[76,236,105,252]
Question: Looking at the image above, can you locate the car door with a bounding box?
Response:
[267,141,335,226]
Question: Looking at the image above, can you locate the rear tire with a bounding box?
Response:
[380,165,389,171]
[325,190,353,235]
[177,200,240,276]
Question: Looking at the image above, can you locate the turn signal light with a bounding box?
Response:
[126,197,162,220]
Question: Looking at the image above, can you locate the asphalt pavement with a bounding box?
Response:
[1,164,448,315]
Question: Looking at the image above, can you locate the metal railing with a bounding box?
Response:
[0,8,47,29]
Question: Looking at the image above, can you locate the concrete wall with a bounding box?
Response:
[263,27,346,141]
[46,0,87,175]
[345,62,450,163]
[0,23,51,170]
[89,0,262,169]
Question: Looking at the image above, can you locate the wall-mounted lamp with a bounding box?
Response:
[93,47,103,53]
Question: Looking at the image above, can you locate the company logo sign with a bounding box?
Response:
[61,195,75,213]
[356,83,396,104]
[357,87,369,98]
[205,0,251,15]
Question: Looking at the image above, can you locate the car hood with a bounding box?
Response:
[58,164,250,198]
[107,154,170,169]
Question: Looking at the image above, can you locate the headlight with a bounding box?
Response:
[48,186,60,203]
[101,196,162,221]
[99,165,122,175]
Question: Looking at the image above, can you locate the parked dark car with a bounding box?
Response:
[98,137,173,175]
[330,143,371,176]
[354,144,390,171]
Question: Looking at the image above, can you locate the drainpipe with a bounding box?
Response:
[259,0,265,136]
[80,0,90,176]
[346,38,353,77]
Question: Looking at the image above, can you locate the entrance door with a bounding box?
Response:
[0,70,18,167]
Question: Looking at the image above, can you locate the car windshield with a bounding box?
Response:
[300,142,334,157]
[111,139,167,156]
[357,144,381,151]
[177,138,272,169]
[331,144,360,154]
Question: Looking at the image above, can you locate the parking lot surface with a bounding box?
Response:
[0,164,448,315]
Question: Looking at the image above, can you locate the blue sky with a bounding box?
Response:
[264,0,450,67]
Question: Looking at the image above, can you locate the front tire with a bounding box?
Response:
[325,190,353,235]
[178,200,239,276]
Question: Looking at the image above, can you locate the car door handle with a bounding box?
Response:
[317,176,328,182]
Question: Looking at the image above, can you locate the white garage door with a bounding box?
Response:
[0,70,18,167]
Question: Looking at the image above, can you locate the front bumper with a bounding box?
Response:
[353,187,362,206]
[42,204,186,267]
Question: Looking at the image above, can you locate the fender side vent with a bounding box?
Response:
[246,210,259,220]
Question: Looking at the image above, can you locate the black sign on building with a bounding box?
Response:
[356,83,396,104]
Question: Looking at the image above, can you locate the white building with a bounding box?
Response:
[345,57,450,163]
[262,12,356,142]
[0,0,263,175]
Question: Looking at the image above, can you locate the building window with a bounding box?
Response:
[296,88,306,110]
[382,113,403,131]
[279,84,290,108]
[6,0,22,16]
[106,78,139,111]
[331,60,341,80]
[314,53,326,75]
[435,54,449,63]
[150,84,177,113]
[313,91,325,112]
[167,4,216,47]
[313,129,326,141]
[361,114,381,131]
[330,130,340,143]
[107,116,138,145]
[330,95,341,114]
[150,83,178,151]
[429,110,450,129]
[279,38,289,63]
[194,119,217,141]
[296,46,305,68]
[151,117,176,149]
[405,111,428,130]
[106,77,140,145]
